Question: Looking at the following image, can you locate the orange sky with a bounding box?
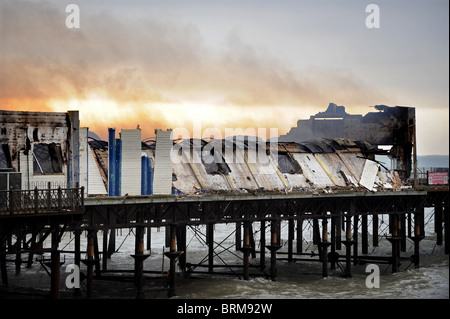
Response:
[1,0,448,154]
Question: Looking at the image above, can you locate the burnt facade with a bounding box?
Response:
[279,103,417,182]
[0,110,80,190]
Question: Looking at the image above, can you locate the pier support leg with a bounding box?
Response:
[249,224,256,259]
[15,231,21,276]
[435,205,443,246]
[288,218,294,262]
[132,224,149,299]
[400,213,407,252]
[164,224,181,298]
[266,220,281,281]
[296,218,303,253]
[26,229,36,268]
[235,222,241,251]
[107,227,116,259]
[335,214,342,250]
[1,239,8,286]
[353,215,359,265]
[147,226,152,252]
[319,217,331,278]
[260,220,266,271]
[361,214,368,255]
[207,223,214,273]
[342,215,353,278]
[412,208,424,269]
[242,221,251,280]
[50,225,60,299]
[83,229,96,299]
[372,214,379,247]
[177,224,187,276]
[387,214,401,273]
[73,229,81,297]
[313,219,320,245]
[93,234,101,277]
[330,216,336,270]
[102,230,108,271]
[445,203,449,255]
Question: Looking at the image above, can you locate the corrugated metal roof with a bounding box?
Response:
[153,130,173,195]
[85,136,402,196]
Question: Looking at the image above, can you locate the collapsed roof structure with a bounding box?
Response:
[1,104,412,196]
[162,136,401,195]
[279,103,417,182]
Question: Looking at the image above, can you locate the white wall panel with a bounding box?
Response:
[79,127,88,191]
[120,129,141,196]
[153,130,173,195]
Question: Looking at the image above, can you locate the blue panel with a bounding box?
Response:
[141,156,147,195]
[108,128,116,196]
[115,138,122,196]
[148,158,153,195]
[141,156,153,195]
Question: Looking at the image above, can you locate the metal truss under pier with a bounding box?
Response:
[0,187,448,298]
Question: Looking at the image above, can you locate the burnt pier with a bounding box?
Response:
[1,186,448,298]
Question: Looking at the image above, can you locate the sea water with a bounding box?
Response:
[2,209,448,299]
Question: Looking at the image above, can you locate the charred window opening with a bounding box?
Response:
[278,153,302,174]
[0,144,13,170]
[33,143,63,175]
[201,145,232,175]
[201,151,231,175]
[203,160,231,175]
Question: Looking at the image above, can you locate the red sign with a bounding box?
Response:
[427,172,449,185]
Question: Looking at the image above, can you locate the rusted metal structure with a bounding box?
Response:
[279,103,418,183]
[0,186,84,298]
[0,106,448,299]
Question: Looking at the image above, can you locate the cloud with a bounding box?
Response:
[0,0,388,139]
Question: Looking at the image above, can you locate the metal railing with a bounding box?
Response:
[0,186,84,217]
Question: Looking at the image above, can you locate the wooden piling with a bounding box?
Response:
[343,215,353,278]
[361,214,368,255]
[207,223,214,273]
[330,216,336,270]
[388,214,401,273]
[259,220,266,270]
[74,229,81,297]
[102,230,108,271]
[435,205,443,246]
[132,224,146,299]
[321,217,330,278]
[177,224,187,275]
[243,221,251,280]
[288,218,294,262]
[444,204,449,255]
[353,215,358,266]
[296,218,303,253]
[50,225,60,299]
[400,213,407,252]
[1,239,8,286]
[267,220,281,281]
[372,213,379,247]
[85,229,95,298]
[164,224,180,298]
[235,222,242,251]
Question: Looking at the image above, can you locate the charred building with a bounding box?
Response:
[279,103,417,183]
